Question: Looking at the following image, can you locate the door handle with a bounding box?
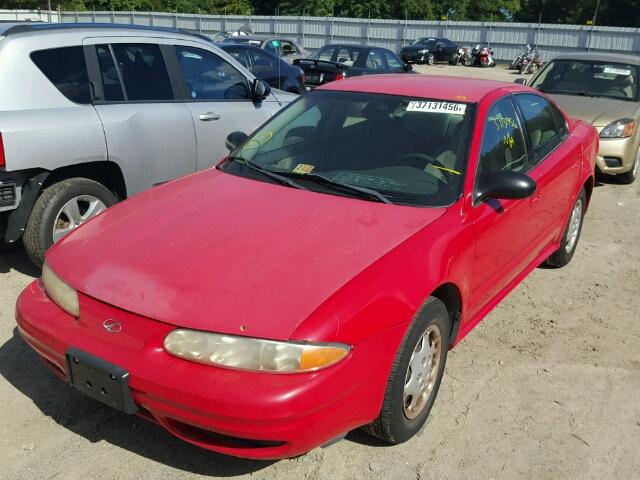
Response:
[199,112,221,121]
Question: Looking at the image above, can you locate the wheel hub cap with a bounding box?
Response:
[403,325,442,420]
[565,199,583,253]
[53,195,107,243]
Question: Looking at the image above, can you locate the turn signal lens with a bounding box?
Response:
[164,329,350,373]
[42,262,80,317]
[335,71,346,81]
[600,118,636,138]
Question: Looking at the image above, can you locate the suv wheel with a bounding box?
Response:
[24,178,117,267]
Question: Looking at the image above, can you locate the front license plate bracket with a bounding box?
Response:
[65,348,138,414]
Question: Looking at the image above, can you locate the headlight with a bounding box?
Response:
[600,118,636,138]
[42,262,79,317]
[163,329,350,373]
[419,49,429,54]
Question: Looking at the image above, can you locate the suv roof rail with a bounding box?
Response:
[1,22,202,38]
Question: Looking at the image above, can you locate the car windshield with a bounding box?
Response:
[531,59,639,101]
[310,46,363,65]
[412,38,435,46]
[220,91,475,207]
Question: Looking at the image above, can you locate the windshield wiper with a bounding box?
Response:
[280,171,393,204]
[228,156,308,191]
[539,88,596,97]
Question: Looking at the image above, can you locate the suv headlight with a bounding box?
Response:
[164,329,350,373]
[600,118,636,138]
[42,262,79,317]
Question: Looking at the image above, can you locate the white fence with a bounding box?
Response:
[2,9,639,61]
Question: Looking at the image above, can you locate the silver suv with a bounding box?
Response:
[0,23,294,265]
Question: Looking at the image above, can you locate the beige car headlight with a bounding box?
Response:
[164,329,350,373]
[42,262,79,317]
[600,118,636,138]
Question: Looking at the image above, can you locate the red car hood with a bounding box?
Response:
[47,169,445,340]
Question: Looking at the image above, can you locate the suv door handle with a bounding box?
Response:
[199,112,221,121]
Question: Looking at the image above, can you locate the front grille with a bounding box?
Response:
[0,182,16,207]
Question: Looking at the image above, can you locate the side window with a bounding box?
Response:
[176,46,250,101]
[336,48,358,66]
[478,97,528,174]
[513,94,566,164]
[223,47,251,69]
[95,45,124,101]
[31,46,91,104]
[316,47,335,62]
[280,41,297,57]
[366,50,387,70]
[383,51,403,69]
[263,40,280,57]
[252,49,277,73]
[111,44,173,101]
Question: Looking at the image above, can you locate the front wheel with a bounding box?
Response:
[23,178,118,267]
[545,189,586,268]
[617,145,639,184]
[426,53,435,65]
[362,297,450,443]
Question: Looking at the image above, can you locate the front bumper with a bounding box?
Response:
[16,281,403,459]
[595,129,639,174]
[400,51,428,63]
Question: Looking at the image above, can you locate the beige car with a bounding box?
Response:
[522,52,640,184]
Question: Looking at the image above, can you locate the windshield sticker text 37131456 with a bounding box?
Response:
[407,101,467,115]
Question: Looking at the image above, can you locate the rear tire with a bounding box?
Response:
[362,297,450,444]
[23,178,117,267]
[545,189,586,268]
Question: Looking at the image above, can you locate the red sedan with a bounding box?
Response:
[15,75,597,459]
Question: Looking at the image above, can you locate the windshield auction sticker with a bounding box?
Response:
[603,67,631,76]
[407,101,467,115]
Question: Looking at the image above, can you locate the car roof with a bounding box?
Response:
[553,52,640,66]
[0,22,201,41]
[318,74,521,103]
[319,44,370,51]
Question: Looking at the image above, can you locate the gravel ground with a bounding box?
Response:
[1,64,639,480]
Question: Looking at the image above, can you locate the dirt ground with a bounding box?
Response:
[1,64,639,480]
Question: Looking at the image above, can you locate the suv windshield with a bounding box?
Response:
[531,59,639,101]
[220,91,474,207]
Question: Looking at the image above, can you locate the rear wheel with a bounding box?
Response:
[23,178,117,267]
[618,145,639,184]
[545,189,586,268]
[362,297,449,443]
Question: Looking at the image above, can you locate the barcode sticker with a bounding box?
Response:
[603,67,631,76]
[407,101,467,115]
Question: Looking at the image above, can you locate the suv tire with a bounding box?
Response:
[24,178,117,267]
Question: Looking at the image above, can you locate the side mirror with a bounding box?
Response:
[225,131,248,152]
[404,63,413,72]
[514,78,527,85]
[475,171,536,204]
[251,78,271,101]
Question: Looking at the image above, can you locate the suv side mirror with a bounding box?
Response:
[404,63,413,72]
[475,171,536,204]
[225,131,248,152]
[514,78,527,85]
[251,79,271,101]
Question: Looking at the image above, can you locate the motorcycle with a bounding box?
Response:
[449,46,470,66]
[510,44,531,70]
[519,48,544,74]
[470,44,496,68]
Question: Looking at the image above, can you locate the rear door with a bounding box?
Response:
[171,42,277,170]
[83,37,197,196]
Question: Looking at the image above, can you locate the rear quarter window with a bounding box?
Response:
[31,46,91,104]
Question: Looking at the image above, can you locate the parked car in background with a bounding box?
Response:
[0,23,293,266]
[522,52,640,183]
[210,25,253,42]
[399,37,459,65]
[219,43,305,94]
[16,74,597,460]
[294,44,412,88]
[221,35,309,63]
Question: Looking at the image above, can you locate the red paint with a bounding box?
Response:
[15,75,597,459]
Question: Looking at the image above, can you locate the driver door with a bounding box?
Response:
[172,43,275,170]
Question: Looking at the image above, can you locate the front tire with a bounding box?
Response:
[617,145,639,184]
[545,189,586,268]
[426,53,435,65]
[23,178,118,267]
[362,297,450,443]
